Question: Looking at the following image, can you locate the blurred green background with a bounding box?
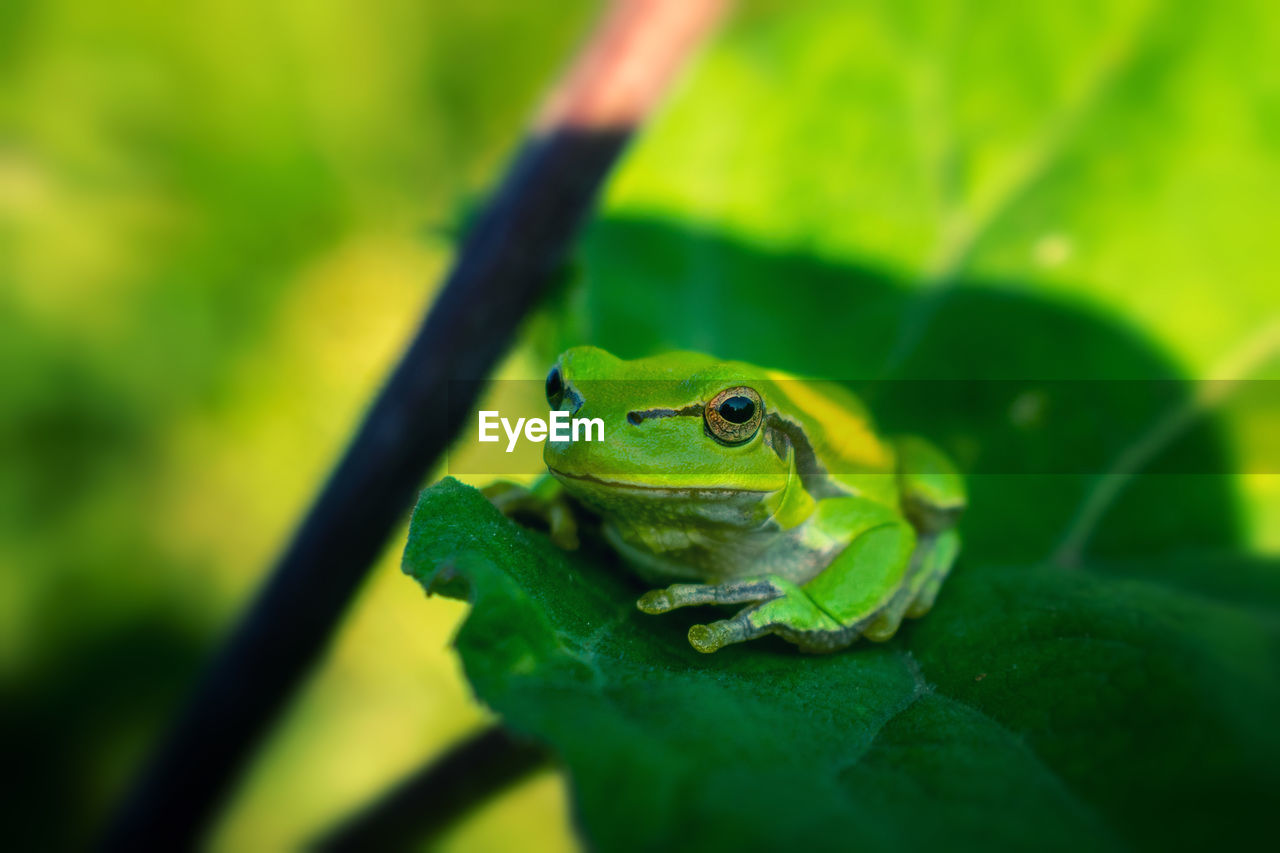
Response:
[3,0,1278,849]
[1,0,597,848]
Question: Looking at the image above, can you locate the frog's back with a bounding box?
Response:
[597,348,902,507]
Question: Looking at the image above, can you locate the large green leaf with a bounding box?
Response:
[404,480,1279,850]
[404,0,1280,848]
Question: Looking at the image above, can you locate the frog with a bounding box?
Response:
[485,346,965,654]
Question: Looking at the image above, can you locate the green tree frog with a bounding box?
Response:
[488,346,965,654]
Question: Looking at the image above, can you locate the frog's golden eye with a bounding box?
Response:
[705,386,764,445]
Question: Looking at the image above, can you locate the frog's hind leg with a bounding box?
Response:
[905,527,960,617]
[862,527,960,640]
[640,488,947,653]
[893,435,966,535]
[691,498,922,653]
[864,435,967,637]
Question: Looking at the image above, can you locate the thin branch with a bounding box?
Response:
[101,2,728,848]
[313,726,550,851]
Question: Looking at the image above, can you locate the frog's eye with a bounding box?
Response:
[546,365,565,408]
[705,386,764,445]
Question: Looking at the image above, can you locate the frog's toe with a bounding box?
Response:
[636,578,786,615]
[905,580,943,619]
[637,589,676,614]
[861,593,910,642]
[688,613,764,653]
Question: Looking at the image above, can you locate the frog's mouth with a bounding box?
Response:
[548,467,772,497]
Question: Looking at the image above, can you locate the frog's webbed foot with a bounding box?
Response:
[482,479,579,549]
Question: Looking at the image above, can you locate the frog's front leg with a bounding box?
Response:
[483,477,579,549]
[694,577,852,653]
[636,576,838,652]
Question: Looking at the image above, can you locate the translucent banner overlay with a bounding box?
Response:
[445,379,1280,477]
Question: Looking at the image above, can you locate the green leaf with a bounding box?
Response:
[406,0,1280,847]
[404,480,1280,851]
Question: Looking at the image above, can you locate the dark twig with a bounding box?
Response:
[101,1,727,849]
[314,726,550,851]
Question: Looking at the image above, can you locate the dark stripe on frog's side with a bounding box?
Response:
[623,402,850,502]
[763,413,848,500]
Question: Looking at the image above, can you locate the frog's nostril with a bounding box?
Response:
[627,411,643,426]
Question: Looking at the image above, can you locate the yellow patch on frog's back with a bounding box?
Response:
[763,370,894,473]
